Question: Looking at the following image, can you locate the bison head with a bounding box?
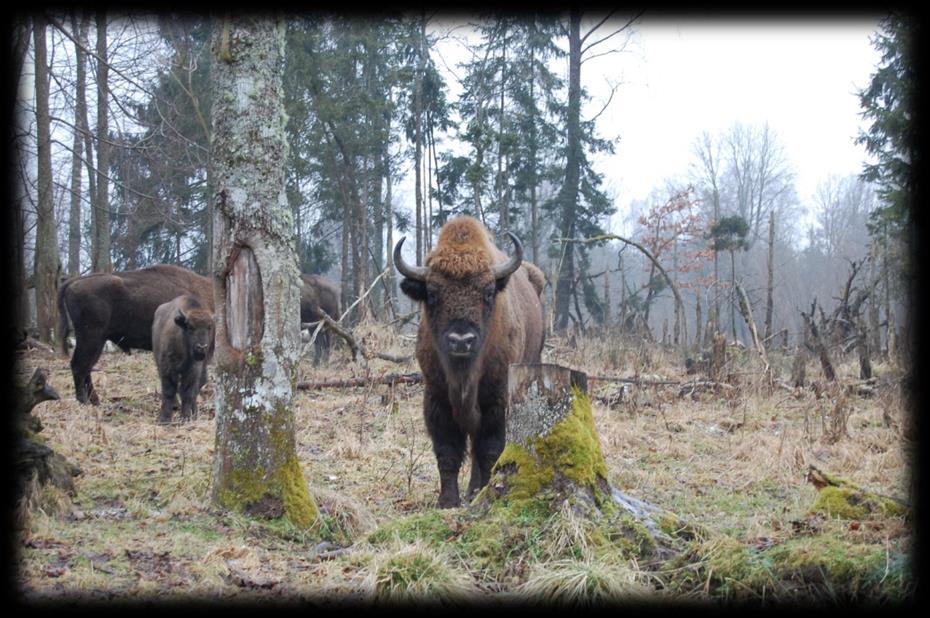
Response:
[175,307,214,362]
[395,224,523,371]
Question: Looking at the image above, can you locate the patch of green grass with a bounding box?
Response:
[367,510,457,546]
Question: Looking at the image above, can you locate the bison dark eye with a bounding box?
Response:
[483,286,495,306]
[426,288,439,307]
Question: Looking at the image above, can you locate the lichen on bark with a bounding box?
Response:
[209,15,317,530]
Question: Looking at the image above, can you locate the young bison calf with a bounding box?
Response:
[152,295,215,424]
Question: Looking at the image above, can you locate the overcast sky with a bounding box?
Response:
[427,15,884,239]
[592,17,883,234]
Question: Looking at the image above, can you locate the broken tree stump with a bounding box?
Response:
[15,368,83,507]
[473,363,688,560]
[709,332,727,383]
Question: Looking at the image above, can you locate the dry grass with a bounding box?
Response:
[13,323,913,604]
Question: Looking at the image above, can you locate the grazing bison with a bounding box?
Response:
[300,274,341,364]
[152,295,215,423]
[57,264,213,404]
[395,216,546,507]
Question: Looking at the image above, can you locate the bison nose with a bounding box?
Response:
[446,332,477,355]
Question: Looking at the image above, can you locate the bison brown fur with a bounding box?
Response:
[152,295,215,423]
[56,264,213,404]
[300,274,341,364]
[395,216,546,508]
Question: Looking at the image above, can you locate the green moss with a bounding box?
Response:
[491,444,554,501]
[663,528,914,602]
[214,403,319,530]
[766,535,913,600]
[486,388,608,514]
[532,388,609,487]
[608,513,658,558]
[811,486,907,520]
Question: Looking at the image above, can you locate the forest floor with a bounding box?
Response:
[13,322,916,607]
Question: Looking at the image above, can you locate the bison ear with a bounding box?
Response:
[174,310,188,330]
[399,278,427,303]
[495,273,513,293]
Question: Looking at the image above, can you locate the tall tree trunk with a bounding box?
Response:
[729,249,737,343]
[694,290,703,351]
[764,210,775,343]
[882,223,891,359]
[33,15,59,344]
[868,252,881,357]
[413,13,425,265]
[497,30,508,234]
[673,237,680,346]
[9,20,31,339]
[712,188,720,334]
[384,136,396,317]
[93,12,111,273]
[210,15,317,528]
[554,9,582,332]
[68,13,89,277]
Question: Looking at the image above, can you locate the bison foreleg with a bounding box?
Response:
[466,408,506,500]
[424,392,466,508]
[179,368,203,421]
[158,375,179,424]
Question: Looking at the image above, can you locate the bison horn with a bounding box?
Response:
[491,232,523,280]
[393,237,428,281]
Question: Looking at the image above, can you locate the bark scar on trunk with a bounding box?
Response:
[227,245,263,352]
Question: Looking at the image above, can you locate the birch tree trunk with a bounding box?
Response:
[210,15,317,528]
[33,15,60,344]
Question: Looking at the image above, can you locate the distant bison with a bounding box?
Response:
[57,264,213,404]
[395,216,546,507]
[152,295,215,423]
[300,274,341,364]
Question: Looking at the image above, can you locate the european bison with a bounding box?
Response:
[57,264,213,404]
[300,274,341,364]
[152,295,215,423]
[395,216,546,507]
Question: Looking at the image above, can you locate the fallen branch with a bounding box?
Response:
[296,372,422,390]
[587,375,680,386]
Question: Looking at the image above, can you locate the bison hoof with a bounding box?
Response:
[437,494,460,509]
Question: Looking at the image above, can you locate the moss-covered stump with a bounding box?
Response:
[806,464,909,520]
[362,364,697,600]
[473,363,688,563]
